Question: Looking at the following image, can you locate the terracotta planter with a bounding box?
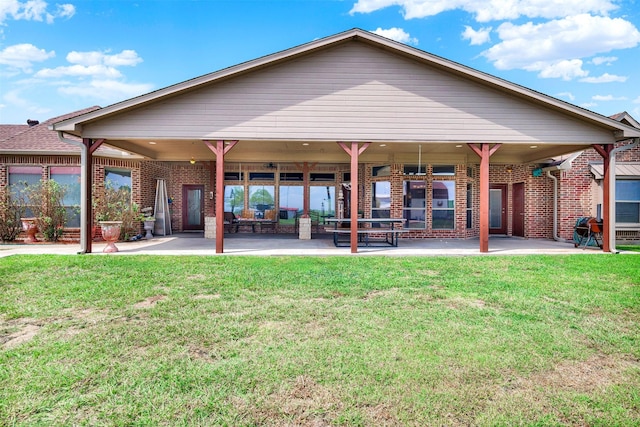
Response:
[21,217,39,243]
[99,221,122,253]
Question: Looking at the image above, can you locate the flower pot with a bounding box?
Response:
[99,221,122,253]
[20,217,39,243]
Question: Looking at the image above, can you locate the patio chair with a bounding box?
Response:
[223,211,239,233]
[241,209,255,219]
[260,209,278,233]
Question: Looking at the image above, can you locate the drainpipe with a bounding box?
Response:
[608,137,640,253]
[57,132,88,254]
[542,152,582,243]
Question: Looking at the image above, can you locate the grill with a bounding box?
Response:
[573,217,603,249]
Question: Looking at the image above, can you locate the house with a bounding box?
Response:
[2,29,639,253]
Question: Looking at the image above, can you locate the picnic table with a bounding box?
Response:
[325,218,406,247]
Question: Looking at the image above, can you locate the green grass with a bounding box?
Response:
[1,255,639,426]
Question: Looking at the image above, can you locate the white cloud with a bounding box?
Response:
[35,64,123,79]
[58,79,154,101]
[349,0,618,22]
[592,95,627,101]
[36,49,143,79]
[581,101,598,108]
[462,26,491,45]
[0,43,55,72]
[580,73,628,83]
[533,59,589,81]
[0,0,75,24]
[67,50,143,67]
[371,27,418,45]
[556,92,575,101]
[591,56,618,66]
[482,14,640,76]
[634,96,640,104]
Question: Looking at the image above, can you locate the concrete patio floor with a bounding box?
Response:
[0,233,616,257]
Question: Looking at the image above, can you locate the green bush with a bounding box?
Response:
[0,186,25,241]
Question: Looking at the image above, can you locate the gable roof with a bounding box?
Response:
[1,106,100,154]
[609,112,640,129]
[52,28,640,141]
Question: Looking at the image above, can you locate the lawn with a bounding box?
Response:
[1,255,639,426]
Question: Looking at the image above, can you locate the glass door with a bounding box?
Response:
[182,185,204,231]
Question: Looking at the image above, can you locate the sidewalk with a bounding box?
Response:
[0,234,612,257]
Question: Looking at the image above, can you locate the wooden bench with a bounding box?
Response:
[328,228,405,247]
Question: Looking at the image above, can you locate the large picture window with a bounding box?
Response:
[432,180,455,229]
[403,181,425,229]
[224,185,244,215]
[372,181,391,220]
[50,166,81,227]
[279,186,303,223]
[8,166,42,217]
[616,179,640,224]
[249,185,275,218]
[310,186,335,220]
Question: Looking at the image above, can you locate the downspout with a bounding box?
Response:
[542,151,582,242]
[608,137,640,253]
[57,131,88,254]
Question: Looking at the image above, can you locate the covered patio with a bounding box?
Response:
[0,234,609,258]
[50,29,640,255]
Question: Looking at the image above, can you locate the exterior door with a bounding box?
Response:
[489,184,508,234]
[512,182,525,237]
[182,185,204,231]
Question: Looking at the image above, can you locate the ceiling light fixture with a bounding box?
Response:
[148,141,157,145]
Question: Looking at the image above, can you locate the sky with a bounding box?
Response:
[1,0,639,125]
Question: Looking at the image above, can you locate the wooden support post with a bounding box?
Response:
[338,142,370,253]
[81,138,104,254]
[204,140,238,254]
[593,144,614,252]
[468,143,501,253]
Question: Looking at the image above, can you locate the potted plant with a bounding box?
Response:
[93,182,131,252]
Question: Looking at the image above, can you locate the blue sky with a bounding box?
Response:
[1,0,639,124]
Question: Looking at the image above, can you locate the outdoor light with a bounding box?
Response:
[190,157,196,165]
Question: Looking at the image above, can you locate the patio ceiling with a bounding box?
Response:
[104,138,593,166]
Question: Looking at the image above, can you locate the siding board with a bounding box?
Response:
[84,40,613,144]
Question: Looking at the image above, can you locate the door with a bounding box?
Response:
[489,184,508,234]
[512,182,525,237]
[182,185,204,231]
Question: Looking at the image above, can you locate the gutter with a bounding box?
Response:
[542,151,582,243]
[57,132,88,254]
[608,137,640,253]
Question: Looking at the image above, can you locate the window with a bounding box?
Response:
[616,179,640,224]
[224,185,244,215]
[249,185,274,218]
[280,172,303,182]
[432,180,455,229]
[372,181,391,220]
[224,172,244,181]
[310,173,335,182]
[279,186,303,222]
[403,181,426,229]
[372,165,391,177]
[466,183,473,229]
[50,166,81,227]
[249,172,274,181]
[309,186,335,219]
[403,164,426,175]
[105,168,131,191]
[9,166,42,217]
[432,165,455,176]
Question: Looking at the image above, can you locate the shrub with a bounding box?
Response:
[0,186,25,242]
[22,180,67,242]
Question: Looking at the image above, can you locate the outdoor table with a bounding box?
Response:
[325,218,406,247]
